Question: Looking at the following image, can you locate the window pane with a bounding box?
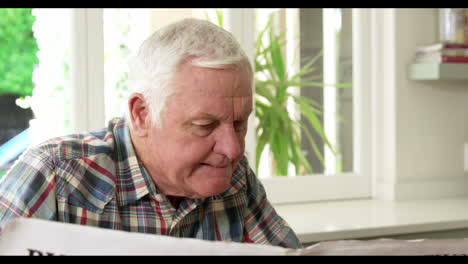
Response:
[103,8,216,122]
[0,8,72,175]
[30,9,73,143]
[103,9,150,122]
[254,8,353,178]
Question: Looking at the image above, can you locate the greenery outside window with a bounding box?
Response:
[0,9,38,175]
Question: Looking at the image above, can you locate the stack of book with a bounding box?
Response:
[413,42,468,63]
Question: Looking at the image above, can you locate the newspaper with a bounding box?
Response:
[1,217,468,255]
[0,218,288,255]
[302,239,468,256]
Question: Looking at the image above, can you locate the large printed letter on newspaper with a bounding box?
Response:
[1,217,468,255]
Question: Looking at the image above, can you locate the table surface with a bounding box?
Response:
[274,197,468,243]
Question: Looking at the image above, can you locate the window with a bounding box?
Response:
[103,9,150,122]
[0,9,72,177]
[253,9,354,178]
[31,9,73,142]
[245,8,372,204]
[12,8,372,204]
[103,8,217,123]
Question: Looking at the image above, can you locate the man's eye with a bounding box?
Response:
[190,121,217,137]
[198,123,216,129]
[192,121,218,130]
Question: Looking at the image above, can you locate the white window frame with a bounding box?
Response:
[70,9,105,133]
[224,9,256,168]
[225,8,374,204]
[70,8,374,205]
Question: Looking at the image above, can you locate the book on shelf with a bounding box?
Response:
[415,49,468,57]
[413,53,468,63]
[415,42,468,53]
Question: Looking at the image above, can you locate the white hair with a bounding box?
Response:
[126,18,252,129]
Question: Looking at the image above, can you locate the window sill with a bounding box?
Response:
[273,197,468,244]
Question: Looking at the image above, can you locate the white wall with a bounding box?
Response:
[376,8,468,201]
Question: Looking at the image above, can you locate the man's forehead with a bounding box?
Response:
[171,63,253,95]
[168,92,253,121]
[180,94,253,112]
[171,89,252,97]
[188,106,252,121]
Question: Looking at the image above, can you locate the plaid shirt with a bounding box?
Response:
[0,118,301,249]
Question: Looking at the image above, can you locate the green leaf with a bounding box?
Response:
[290,50,322,81]
[256,126,269,174]
[268,33,286,83]
[253,11,346,177]
[291,127,313,174]
[292,95,323,113]
[296,97,336,155]
[272,130,288,175]
[0,8,38,97]
[216,9,224,28]
[297,120,325,168]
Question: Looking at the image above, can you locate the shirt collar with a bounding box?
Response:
[112,118,159,207]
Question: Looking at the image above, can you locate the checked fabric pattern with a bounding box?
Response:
[0,118,301,249]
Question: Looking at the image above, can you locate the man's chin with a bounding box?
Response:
[197,178,232,197]
[188,165,232,198]
[193,175,232,198]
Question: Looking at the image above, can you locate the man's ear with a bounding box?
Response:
[128,93,150,137]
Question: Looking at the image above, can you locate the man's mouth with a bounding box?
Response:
[200,162,229,169]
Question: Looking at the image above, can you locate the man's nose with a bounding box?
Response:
[213,125,242,161]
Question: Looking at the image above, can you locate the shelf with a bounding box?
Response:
[408,63,468,80]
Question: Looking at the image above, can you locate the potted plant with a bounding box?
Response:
[254,14,352,176]
[208,10,350,176]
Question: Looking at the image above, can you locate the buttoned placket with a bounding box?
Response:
[147,193,204,236]
[169,198,204,232]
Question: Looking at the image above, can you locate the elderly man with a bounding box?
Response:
[0,18,301,249]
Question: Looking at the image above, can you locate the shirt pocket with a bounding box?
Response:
[56,196,103,225]
[55,156,116,214]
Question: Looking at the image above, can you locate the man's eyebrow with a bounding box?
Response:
[186,109,253,123]
[185,113,221,124]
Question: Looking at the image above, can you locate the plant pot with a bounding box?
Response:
[0,94,34,145]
